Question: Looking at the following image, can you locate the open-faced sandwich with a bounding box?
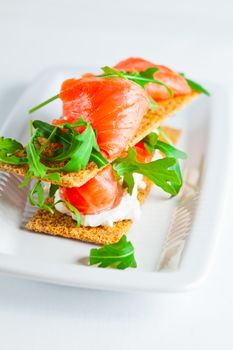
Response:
[0,57,209,268]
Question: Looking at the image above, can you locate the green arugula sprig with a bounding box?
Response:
[157,126,174,145]
[142,131,187,159]
[141,132,159,154]
[0,137,24,153]
[113,129,187,196]
[0,117,108,177]
[28,66,209,114]
[113,147,182,196]
[99,66,173,97]
[142,130,187,193]
[0,136,27,165]
[63,199,82,225]
[0,117,108,216]
[49,183,59,198]
[99,66,173,110]
[179,73,210,95]
[28,180,82,226]
[29,94,60,114]
[28,66,172,114]
[33,118,108,170]
[29,181,55,214]
[89,235,137,269]
[25,128,61,182]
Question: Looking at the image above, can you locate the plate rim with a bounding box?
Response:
[0,67,231,293]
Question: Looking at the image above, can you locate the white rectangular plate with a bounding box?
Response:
[0,67,232,293]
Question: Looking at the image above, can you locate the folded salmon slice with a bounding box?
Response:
[53,77,150,161]
[114,57,191,101]
[59,140,152,215]
[60,165,122,215]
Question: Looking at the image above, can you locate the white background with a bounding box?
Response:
[0,0,233,348]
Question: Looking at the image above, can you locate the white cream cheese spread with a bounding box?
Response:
[54,174,146,227]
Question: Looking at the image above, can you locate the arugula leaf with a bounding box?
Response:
[59,116,88,129]
[100,66,125,79]
[63,124,94,170]
[122,172,135,195]
[141,132,158,154]
[141,131,187,194]
[33,120,72,145]
[52,198,82,227]
[60,123,107,172]
[155,141,187,194]
[186,78,210,96]
[26,129,48,178]
[23,127,61,186]
[0,137,24,153]
[179,73,210,95]
[62,200,82,227]
[49,184,59,197]
[140,67,160,79]
[0,151,27,165]
[38,126,58,155]
[1,117,108,181]
[28,180,82,226]
[27,180,81,226]
[29,181,54,214]
[89,235,137,269]
[90,149,109,168]
[155,141,187,160]
[19,171,33,188]
[33,118,108,171]
[142,131,187,159]
[113,147,181,196]
[0,136,27,165]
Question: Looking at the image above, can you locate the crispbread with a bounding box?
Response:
[25,126,181,245]
[25,178,152,245]
[0,92,198,187]
[129,91,197,145]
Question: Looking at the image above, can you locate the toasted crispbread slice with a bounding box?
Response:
[0,92,196,187]
[25,126,181,245]
[129,92,197,145]
[25,178,152,245]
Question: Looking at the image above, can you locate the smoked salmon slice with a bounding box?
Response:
[53,77,150,160]
[59,141,152,215]
[133,141,153,163]
[60,165,124,215]
[114,57,191,101]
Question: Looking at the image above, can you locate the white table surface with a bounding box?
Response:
[0,0,233,348]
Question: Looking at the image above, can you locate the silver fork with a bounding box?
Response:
[0,172,33,226]
[157,163,203,271]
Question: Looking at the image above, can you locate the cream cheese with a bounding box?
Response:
[54,174,146,227]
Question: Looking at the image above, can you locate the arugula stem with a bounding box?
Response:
[38,126,58,155]
[29,94,59,114]
[90,251,134,260]
[99,73,155,82]
[125,75,173,97]
[29,120,33,137]
[157,127,174,145]
[99,73,173,96]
